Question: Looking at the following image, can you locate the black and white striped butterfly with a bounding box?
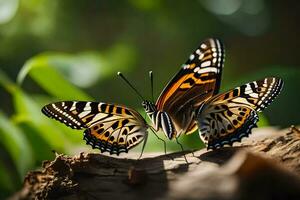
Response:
[42,102,148,155]
[197,77,283,149]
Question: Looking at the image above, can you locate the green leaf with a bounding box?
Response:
[17,54,91,100]
[17,44,136,98]
[0,112,33,178]
[0,70,74,151]
[11,89,72,150]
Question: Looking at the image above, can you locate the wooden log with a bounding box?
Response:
[10,126,300,200]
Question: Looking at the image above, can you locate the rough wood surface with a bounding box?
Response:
[10,126,300,200]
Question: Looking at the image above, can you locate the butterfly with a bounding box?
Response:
[42,38,224,155]
[42,38,283,155]
[197,77,283,149]
[142,38,225,140]
[42,101,148,155]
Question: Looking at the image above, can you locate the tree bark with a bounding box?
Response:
[10,126,300,200]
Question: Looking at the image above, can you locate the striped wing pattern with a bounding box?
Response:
[197,77,283,149]
[154,38,225,137]
[156,38,225,109]
[42,101,148,155]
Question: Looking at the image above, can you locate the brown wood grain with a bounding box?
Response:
[10,126,300,200]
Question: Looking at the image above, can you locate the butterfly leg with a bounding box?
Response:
[290,125,300,134]
[138,132,148,160]
[149,127,173,160]
[175,137,188,163]
[190,150,196,158]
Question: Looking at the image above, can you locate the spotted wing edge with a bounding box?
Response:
[83,120,148,155]
[199,107,259,150]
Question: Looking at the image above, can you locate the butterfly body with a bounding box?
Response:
[142,100,197,140]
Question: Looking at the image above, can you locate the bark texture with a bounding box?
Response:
[11,126,300,200]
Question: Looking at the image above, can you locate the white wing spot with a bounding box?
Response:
[201,61,211,67]
[199,53,204,60]
[189,54,195,60]
[213,58,217,64]
[197,67,218,74]
[249,93,259,98]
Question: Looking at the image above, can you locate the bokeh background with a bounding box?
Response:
[0,0,299,198]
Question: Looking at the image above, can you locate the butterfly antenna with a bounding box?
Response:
[149,71,154,102]
[117,72,145,101]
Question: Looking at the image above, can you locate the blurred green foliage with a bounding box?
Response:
[0,0,299,198]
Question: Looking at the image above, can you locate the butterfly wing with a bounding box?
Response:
[197,77,283,149]
[156,38,225,134]
[42,101,148,155]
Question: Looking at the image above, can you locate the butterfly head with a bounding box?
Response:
[142,100,156,113]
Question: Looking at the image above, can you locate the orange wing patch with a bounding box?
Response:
[156,73,190,108]
[157,72,216,108]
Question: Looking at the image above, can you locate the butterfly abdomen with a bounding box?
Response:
[143,101,176,139]
[159,111,176,139]
[149,110,176,139]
